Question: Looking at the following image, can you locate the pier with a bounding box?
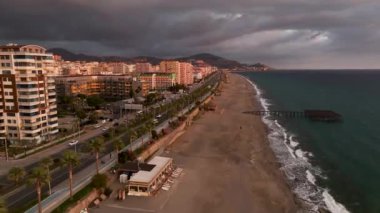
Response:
[246,110,342,122]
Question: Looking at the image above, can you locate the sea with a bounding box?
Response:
[239,70,380,213]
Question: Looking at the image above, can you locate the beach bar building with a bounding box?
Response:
[127,156,173,196]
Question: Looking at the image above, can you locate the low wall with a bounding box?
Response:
[67,189,99,213]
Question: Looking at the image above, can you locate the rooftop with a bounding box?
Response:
[129,156,172,184]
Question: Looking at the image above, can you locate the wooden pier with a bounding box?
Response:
[246,110,342,122]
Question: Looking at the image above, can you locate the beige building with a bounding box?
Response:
[138,72,176,91]
[127,156,173,196]
[0,44,58,145]
[160,60,181,84]
[179,62,194,86]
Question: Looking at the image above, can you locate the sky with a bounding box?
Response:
[1,0,380,69]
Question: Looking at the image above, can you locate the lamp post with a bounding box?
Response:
[4,138,9,161]
[24,145,27,157]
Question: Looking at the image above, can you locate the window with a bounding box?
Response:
[7,113,15,116]
[8,126,17,130]
[13,55,35,60]
[15,62,35,67]
[1,70,11,74]
[0,55,10,60]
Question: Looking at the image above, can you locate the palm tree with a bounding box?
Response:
[7,167,25,185]
[28,166,49,213]
[128,130,138,145]
[0,197,7,213]
[112,139,125,155]
[40,157,53,195]
[88,137,104,174]
[61,150,79,198]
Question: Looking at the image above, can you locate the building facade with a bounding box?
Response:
[138,72,176,91]
[55,75,133,100]
[0,44,58,145]
[179,62,194,86]
[159,60,181,84]
[135,63,153,72]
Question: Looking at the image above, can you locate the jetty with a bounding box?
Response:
[247,110,342,122]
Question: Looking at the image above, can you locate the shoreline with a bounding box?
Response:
[238,73,350,213]
[157,73,300,212]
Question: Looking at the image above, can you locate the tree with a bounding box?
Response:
[7,167,25,185]
[40,157,53,195]
[86,95,105,109]
[113,139,125,155]
[127,130,138,144]
[91,174,107,190]
[0,197,7,213]
[75,110,87,126]
[88,137,105,174]
[88,111,99,124]
[28,166,49,213]
[61,150,79,198]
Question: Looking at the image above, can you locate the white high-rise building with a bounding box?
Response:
[0,44,58,145]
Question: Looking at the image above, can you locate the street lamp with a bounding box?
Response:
[24,145,27,157]
[3,137,9,161]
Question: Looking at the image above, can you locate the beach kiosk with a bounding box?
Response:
[127,156,173,196]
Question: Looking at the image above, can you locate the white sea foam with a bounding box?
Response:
[289,135,299,147]
[323,190,350,213]
[306,170,316,185]
[242,75,350,213]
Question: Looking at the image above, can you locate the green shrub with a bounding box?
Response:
[91,174,107,189]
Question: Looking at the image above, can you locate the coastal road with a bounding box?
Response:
[5,71,221,210]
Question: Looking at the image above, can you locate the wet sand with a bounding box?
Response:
[159,73,299,213]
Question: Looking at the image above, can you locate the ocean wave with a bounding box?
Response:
[242,75,349,213]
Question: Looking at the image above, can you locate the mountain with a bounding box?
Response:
[176,53,243,69]
[47,48,271,70]
[48,48,101,61]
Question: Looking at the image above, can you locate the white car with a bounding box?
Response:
[156,114,162,118]
[102,127,109,131]
[153,119,158,124]
[69,140,79,146]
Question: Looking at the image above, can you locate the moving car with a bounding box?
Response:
[69,140,79,146]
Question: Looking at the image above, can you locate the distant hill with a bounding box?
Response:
[47,48,271,70]
[176,53,242,69]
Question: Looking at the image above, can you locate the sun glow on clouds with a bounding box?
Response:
[217,29,330,51]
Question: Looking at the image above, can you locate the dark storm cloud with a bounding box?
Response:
[1,0,379,68]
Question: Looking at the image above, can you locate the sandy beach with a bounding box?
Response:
[157,73,299,213]
[95,73,299,213]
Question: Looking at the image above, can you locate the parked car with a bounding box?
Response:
[153,119,158,124]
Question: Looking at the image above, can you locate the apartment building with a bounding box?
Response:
[135,62,154,72]
[138,72,176,91]
[0,44,58,145]
[179,62,194,86]
[159,60,181,84]
[55,75,133,100]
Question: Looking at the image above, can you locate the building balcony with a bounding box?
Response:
[49,129,59,134]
